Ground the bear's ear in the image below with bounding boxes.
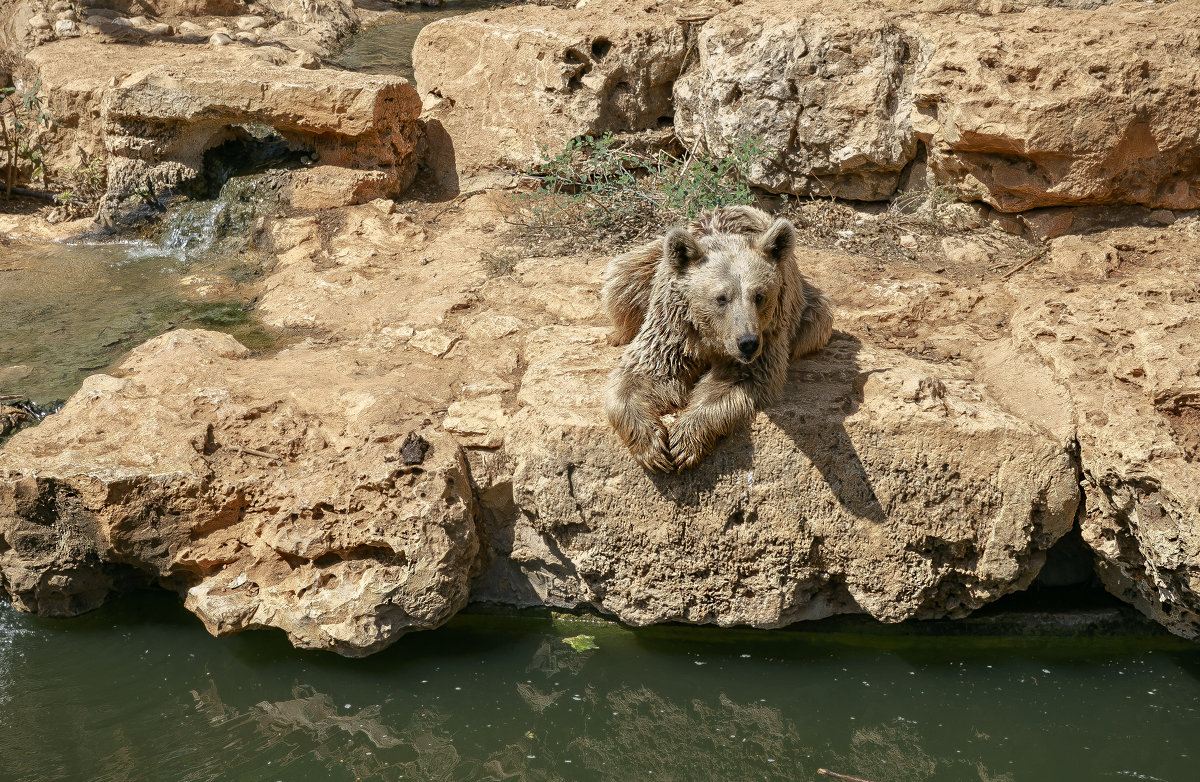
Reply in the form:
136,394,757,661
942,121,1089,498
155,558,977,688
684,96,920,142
757,218,796,264
663,228,704,273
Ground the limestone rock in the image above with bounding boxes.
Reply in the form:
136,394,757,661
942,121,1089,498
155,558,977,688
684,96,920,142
286,166,393,210
674,3,916,200
475,325,1079,626
99,60,422,222
0,331,479,656
1009,230,1200,639
413,0,685,179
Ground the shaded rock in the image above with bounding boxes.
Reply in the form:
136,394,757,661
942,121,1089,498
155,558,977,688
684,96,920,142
0,330,479,656
474,325,1079,626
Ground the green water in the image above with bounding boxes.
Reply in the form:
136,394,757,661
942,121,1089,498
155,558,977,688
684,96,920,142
1,592,1198,782
336,1,502,82
0,173,281,407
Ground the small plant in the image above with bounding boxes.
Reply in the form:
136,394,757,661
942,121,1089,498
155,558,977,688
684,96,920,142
887,182,986,231
52,157,107,218
518,132,770,245
0,78,53,198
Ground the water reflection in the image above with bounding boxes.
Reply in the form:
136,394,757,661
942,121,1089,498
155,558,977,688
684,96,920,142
1,595,1198,781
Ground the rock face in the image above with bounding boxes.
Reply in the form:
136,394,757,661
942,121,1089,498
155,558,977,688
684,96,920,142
0,331,478,657
417,0,1200,211
474,327,1078,626
100,63,422,221
1009,228,1200,639
414,0,686,183
674,4,916,201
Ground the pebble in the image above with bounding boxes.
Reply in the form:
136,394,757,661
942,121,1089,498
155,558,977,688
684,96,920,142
53,18,78,36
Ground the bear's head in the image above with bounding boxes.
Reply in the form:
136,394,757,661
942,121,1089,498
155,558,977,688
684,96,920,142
661,217,796,365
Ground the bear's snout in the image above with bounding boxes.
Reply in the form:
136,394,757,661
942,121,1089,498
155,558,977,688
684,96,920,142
737,334,760,361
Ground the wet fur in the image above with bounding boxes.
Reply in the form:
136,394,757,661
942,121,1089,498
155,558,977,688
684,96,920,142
602,206,833,472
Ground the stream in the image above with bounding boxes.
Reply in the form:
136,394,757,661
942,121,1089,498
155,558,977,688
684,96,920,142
0,171,280,408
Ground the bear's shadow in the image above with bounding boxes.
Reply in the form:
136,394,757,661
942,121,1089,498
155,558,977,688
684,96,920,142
648,332,886,524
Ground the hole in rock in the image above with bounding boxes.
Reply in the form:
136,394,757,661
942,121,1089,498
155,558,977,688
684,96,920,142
591,38,612,59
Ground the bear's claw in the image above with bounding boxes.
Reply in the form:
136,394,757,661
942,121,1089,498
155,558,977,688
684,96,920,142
667,424,707,472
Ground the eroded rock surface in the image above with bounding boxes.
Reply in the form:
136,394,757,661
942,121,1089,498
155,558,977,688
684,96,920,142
0,331,477,656
1009,228,1200,638
417,0,1200,211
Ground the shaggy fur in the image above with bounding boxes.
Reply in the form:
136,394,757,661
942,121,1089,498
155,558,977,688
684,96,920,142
601,205,833,471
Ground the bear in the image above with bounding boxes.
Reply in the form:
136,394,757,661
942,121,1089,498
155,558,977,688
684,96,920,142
601,205,833,472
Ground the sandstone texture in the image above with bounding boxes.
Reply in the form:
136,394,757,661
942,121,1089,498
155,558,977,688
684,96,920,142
414,0,686,184
416,0,1200,211
0,330,477,656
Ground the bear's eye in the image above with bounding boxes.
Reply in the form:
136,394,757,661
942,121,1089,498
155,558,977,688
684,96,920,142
754,292,765,306
716,295,728,306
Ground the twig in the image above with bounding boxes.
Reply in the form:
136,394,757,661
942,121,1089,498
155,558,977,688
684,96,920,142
818,770,878,782
233,444,282,460
0,394,26,402
1000,247,1048,280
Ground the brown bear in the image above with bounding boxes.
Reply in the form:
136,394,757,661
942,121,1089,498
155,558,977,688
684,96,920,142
601,205,833,472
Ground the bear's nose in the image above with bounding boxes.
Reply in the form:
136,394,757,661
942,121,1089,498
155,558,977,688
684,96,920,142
737,334,760,358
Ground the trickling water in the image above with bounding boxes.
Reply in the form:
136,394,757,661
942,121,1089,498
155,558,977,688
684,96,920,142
0,171,284,409
336,0,503,82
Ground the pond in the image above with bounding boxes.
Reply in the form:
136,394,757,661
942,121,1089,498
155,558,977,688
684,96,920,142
1,591,1197,782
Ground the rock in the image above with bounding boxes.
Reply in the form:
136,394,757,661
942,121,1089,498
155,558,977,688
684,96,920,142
237,15,267,30
410,328,460,358
674,3,916,200
53,19,78,36
473,325,1079,626
1149,209,1176,226
234,31,257,42
418,0,1200,210
146,23,173,36
899,233,917,250
177,21,206,36
209,31,233,45
98,61,422,223
29,14,51,31
0,331,479,656
1008,229,1200,640
286,166,393,210
413,0,685,178
443,395,508,448
940,236,990,267
51,0,72,10
57,11,78,22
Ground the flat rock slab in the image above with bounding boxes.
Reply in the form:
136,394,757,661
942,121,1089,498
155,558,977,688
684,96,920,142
0,331,477,657
477,324,1079,627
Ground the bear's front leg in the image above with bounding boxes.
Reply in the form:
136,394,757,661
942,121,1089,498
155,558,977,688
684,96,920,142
668,342,787,471
666,369,757,471
604,370,676,473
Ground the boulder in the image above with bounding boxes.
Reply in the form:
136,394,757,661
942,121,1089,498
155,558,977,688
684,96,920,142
99,61,423,222
0,331,479,656
413,0,685,180
674,3,917,200
473,325,1079,626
